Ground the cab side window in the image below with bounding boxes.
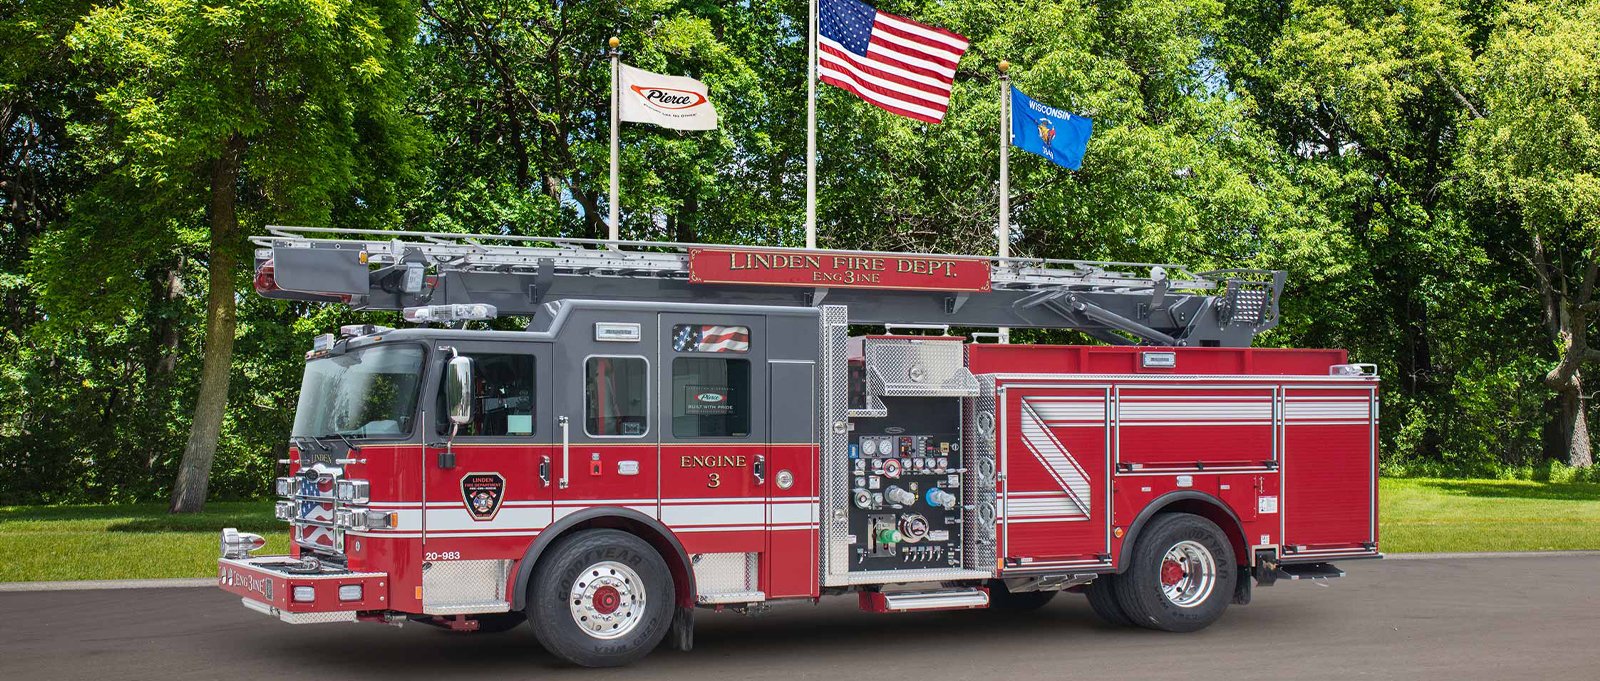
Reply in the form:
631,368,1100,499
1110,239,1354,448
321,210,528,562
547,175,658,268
436,353,535,436
586,357,648,437
671,357,751,438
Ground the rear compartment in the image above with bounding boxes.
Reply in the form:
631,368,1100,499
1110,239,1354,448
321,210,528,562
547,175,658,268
967,344,1380,572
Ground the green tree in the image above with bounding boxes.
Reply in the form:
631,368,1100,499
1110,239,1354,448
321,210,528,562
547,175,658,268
52,0,419,511
1460,0,1600,467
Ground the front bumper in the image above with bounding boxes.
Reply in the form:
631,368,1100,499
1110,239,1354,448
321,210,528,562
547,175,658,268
218,555,389,624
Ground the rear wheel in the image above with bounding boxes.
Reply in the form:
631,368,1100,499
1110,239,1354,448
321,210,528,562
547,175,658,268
1084,574,1132,626
1114,513,1235,632
527,529,674,667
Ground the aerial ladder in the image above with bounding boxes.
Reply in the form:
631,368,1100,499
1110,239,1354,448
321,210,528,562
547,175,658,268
252,226,1285,347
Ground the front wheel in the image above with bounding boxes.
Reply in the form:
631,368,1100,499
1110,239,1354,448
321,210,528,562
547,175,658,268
1114,513,1235,632
527,529,674,667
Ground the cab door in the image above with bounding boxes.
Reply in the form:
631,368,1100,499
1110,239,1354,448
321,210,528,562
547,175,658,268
419,340,552,613
422,341,553,545
658,313,768,593
549,311,660,523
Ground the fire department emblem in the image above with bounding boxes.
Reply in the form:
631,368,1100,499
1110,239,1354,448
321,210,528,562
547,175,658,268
460,472,506,521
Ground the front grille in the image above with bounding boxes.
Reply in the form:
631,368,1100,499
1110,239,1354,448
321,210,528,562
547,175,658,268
287,471,345,556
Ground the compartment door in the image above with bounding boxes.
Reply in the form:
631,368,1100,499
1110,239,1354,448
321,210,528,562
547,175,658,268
1000,386,1111,567
765,360,818,598
1281,386,1377,555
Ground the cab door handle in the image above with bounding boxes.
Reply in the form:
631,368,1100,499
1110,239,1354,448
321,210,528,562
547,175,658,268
540,456,551,487
753,454,766,485
558,416,570,489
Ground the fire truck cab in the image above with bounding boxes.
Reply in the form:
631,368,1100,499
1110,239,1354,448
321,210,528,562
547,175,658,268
219,228,1379,667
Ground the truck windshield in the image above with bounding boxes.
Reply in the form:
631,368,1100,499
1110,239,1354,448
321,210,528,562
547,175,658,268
291,344,424,439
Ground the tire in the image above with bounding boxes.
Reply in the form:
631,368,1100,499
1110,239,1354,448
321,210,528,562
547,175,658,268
1084,574,1133,626
526,529,674,667
986,582,1057,611
1113,513,1236,632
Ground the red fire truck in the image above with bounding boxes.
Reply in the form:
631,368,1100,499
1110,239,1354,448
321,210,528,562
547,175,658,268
218,227,1379,667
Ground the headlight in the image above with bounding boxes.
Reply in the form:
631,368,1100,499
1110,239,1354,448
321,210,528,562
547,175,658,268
292,585,316,602
219,527,266,559
274,501,295,521
338,584,363,601
333,508,355,529
274,477,294,497
334,479,370,504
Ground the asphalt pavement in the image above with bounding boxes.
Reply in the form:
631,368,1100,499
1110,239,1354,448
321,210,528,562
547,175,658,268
3,554,1596,681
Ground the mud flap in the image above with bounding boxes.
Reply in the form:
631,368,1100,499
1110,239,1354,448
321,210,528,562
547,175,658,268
1232,568,1252,605
666,606,694,652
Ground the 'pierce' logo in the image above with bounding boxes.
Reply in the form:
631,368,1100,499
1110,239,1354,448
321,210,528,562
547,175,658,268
631,85,707,110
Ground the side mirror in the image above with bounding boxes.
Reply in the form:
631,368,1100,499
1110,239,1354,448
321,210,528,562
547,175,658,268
446,355,474,426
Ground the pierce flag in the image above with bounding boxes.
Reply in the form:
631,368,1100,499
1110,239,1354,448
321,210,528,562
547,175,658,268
1010,86,1092,170
618,63,719,131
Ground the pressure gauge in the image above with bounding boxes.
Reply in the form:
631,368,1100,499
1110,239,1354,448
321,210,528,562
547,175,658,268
882,458,902,479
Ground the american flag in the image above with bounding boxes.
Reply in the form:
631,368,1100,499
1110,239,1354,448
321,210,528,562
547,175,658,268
296,474,338,550
673,324,750,353
818,0,969,124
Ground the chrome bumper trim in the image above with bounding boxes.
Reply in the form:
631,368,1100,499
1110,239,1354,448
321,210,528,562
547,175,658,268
239,597,358,624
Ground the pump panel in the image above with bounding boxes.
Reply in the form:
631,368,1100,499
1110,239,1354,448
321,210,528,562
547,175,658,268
846,397,965,572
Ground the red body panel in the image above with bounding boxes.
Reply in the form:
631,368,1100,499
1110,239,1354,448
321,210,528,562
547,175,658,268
254,342,1372,621
970,344,1377,572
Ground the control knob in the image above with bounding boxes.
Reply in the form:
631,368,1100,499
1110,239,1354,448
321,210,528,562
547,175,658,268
884,485,917,507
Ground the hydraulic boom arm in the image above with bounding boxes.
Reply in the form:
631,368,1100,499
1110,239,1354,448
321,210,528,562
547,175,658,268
252,226,1284,347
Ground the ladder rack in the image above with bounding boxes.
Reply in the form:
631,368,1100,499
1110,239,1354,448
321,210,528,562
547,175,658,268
252,225,1284,347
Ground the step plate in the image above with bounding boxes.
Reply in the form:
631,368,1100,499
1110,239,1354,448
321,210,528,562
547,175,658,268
860,589,990,613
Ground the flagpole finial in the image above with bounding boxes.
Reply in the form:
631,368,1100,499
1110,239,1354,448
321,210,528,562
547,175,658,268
609,36,619,49
998,59,1010,74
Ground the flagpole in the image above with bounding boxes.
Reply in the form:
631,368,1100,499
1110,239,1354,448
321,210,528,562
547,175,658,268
997,60,1012,343
805,0,818,249
608,37,621,244
998,59,1010,260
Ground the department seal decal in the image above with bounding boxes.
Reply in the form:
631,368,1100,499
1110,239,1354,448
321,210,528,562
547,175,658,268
460,472,506,521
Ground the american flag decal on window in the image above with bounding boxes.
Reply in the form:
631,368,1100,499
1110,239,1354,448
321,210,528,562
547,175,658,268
672,324,750,353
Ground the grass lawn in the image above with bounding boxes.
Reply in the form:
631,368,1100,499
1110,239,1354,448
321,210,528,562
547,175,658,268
0,501,285,582
1378,477,1600,552
2,478,1598,582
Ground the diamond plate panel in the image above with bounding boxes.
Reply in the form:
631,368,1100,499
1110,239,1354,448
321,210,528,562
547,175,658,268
692,552,759,598
422,559,511,614
278,609,358,624
963,376,999,572
818,305,853,586
863,338,979,397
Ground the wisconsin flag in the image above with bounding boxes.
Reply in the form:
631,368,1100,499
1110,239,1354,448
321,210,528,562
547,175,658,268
619,63,719,131
1010,86,1093,170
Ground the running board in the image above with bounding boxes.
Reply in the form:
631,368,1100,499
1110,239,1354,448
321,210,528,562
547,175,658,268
859,588,990,613
1275,562,1345,581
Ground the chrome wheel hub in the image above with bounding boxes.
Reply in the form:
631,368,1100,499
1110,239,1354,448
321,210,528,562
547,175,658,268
568,560,645,639
1159,540,1217,608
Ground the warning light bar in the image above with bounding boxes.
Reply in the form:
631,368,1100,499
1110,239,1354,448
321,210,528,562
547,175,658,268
403,304,497,323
